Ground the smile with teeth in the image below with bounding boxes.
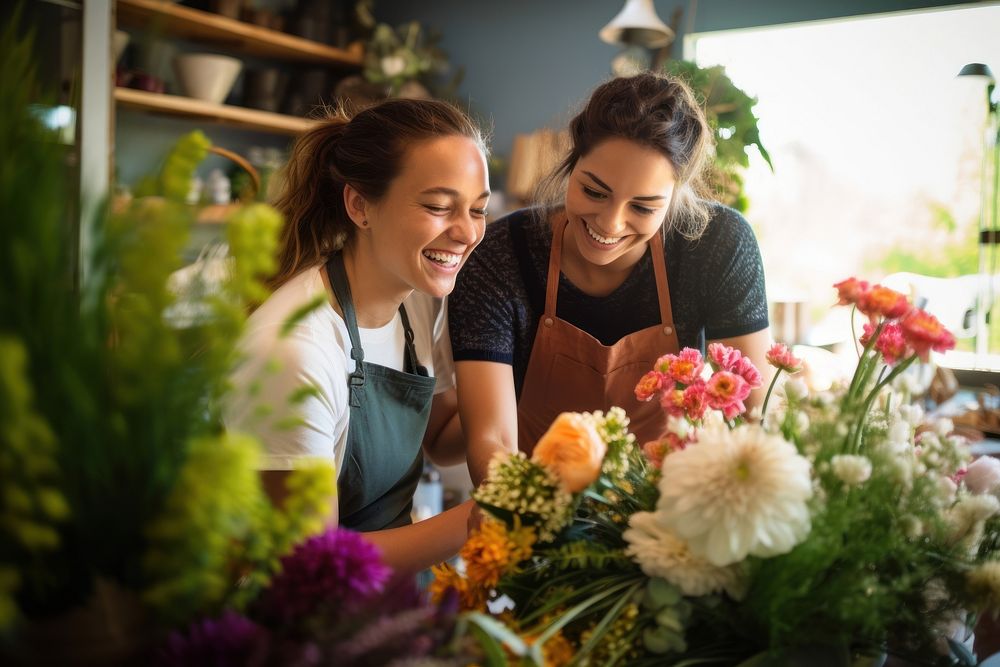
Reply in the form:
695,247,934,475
422,249,462,267
585,222,623,245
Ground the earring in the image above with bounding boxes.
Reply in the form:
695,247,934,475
361,220,368,227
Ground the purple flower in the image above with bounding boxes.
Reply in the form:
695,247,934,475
160,611,267,667
259,528,392,624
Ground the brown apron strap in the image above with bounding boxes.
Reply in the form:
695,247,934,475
543,219,568,317
648,230,674,326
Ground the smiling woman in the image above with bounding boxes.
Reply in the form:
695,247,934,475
224,98,489,575
449,72,772,485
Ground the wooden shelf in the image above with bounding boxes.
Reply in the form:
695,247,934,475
115,87,316,135
116,0,364,67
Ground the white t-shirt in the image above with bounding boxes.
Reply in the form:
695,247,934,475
224,266,454,475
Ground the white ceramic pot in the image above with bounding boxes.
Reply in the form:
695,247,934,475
173,53,242,104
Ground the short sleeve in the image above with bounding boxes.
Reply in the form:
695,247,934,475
701,208,770,340
225,330,349,473
449,221,519,365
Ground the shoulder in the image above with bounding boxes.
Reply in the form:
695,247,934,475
670,202,759,259
699,202,756,244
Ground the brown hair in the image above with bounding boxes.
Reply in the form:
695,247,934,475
536,71,714,240
268,98,487,291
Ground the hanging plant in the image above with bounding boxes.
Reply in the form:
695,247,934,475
662,59,773,212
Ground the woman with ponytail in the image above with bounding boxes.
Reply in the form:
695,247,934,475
226,98,490,574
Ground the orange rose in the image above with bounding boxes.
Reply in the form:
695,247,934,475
531,412,607,492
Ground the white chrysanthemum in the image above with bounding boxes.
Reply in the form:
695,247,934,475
934,418,955,438
965,456,1000,497
781,378,808,401
831,455,872,487
656,424,813,566
898,403,924,427
623,511,746,598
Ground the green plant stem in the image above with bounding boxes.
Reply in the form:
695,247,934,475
847,320,884,401
849,355,917,454
760,368,784,420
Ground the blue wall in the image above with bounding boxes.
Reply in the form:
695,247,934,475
377,0,978,160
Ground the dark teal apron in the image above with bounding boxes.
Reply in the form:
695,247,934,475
326,253,436,531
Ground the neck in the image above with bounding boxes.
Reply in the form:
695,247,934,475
328,238,411,328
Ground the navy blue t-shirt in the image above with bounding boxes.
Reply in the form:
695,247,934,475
448,203,769,396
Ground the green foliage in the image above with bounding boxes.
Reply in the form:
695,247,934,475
0,21,335,635
867,203,979,278
662,59,772,212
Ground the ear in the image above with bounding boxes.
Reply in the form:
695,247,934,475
342,183,369,230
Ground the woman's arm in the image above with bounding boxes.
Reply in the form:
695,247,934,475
261,469,474,575
421,388,465,467
455,360,520,486
709,327,773,412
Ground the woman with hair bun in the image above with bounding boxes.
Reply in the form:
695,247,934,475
449,72,772,484
226,98,490,573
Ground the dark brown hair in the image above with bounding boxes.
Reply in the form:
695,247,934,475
536,71,714,240
268,98,487,290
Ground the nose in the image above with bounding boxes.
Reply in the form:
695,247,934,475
450,211,482,246
597,203,629,235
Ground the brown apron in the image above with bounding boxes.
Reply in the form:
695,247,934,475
517,219,680,453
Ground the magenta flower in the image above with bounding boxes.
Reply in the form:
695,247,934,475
733,355,763,388
707,343,741,372
766,343,803,373
833,277,870,306
665,348,705,385
860,322,910,366
160,611,267,667
683,382,709,421
259,528,392,625
659,387,687,419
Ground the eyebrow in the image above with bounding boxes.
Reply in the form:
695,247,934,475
420,187,491,200
582,171,667,202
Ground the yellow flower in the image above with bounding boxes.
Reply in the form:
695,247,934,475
429,562,486,611
461,518,536,589
532,412,607,492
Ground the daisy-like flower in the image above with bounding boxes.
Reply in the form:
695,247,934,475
766,343,803,374
635,370,666,402
704,371,750,420
833,277,870,306
623,512,746,598
830,454,872,486
900,308,956,362
655,424,813,566
857,284,911,321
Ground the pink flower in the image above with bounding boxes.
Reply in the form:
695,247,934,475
635,371,667,402
857,284,911,322
641,433,689,468
733,355,763,388
682,381,709,421
965,456,1000,496
860,322,911,366
707,342,741,372
666,348,704,385
766,343,803,373
833,277,870,306
900,308,956,362
659,388,687,418
704,371,751,420
653,353,676,374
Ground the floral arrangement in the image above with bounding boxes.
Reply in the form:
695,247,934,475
433,277,1000,665
362,21,460,98
162,527,486,666
0,20,332,659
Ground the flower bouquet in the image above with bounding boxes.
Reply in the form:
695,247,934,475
434,278,1000,665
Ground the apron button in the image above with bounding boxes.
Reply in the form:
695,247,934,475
544,317,554,327
663,326,673,335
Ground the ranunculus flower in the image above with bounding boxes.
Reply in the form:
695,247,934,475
765,343,802,373
532,412,607,492
635,371,666,402
704,371,751,420
857,284,911,321
733,355,763,388
682,382,709,421
833,277,870,306
653,353,676,374
667,348,704,385
707,343,740,372
860,322,911,365
900,308,956,362
641,432,689,468
659,387,687,418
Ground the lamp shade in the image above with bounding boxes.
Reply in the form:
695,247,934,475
958,62,995,82
600,0,674,49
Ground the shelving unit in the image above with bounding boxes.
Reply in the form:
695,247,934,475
116,0,363,67
115,87,317,135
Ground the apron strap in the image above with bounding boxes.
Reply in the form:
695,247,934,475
325,253,366,407
397,304,427,376
544,218,675,327
543,219,568,318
